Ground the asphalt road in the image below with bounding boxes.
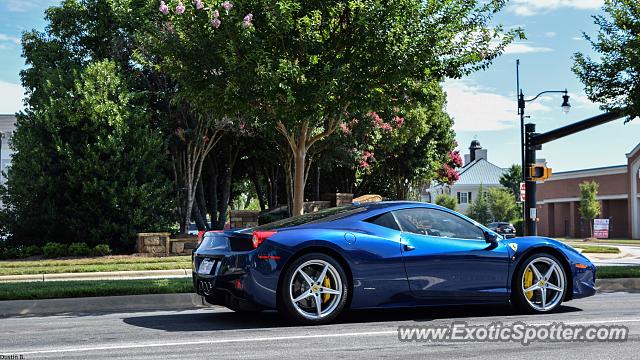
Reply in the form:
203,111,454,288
1,293,639,359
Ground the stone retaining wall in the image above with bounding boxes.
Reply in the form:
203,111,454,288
136,233,171,256
230,210,260,229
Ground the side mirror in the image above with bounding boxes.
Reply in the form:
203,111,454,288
484,231,499,244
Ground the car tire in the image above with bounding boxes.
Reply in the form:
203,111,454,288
512,252,567,314
278,252,350,325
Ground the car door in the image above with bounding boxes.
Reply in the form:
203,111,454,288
394,207,510,300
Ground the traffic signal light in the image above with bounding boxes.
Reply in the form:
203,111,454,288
529,164,552,181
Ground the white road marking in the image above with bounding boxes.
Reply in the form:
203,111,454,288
15,318,640,355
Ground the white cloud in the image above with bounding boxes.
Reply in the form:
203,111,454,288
510,0,603,16
503,43,553,55
0,81,24,114
0,34,20,45
444,79,550,132
545,32,557,38
572,36,584,41
3,0,54,12
0,33,20,51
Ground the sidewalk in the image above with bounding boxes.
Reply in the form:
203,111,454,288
0,269,191,283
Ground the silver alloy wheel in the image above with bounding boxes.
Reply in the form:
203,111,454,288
289,259,343,320
521,256,565,312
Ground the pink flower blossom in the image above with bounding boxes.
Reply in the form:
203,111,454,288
175,2,185,14
362,151,373,159
222,1,233,13
211,17,221,28
367,111,383,127
449,150,463,168
213,9,220,18
393,116,404,128
380,122,392,132
239,121,246,130
340,122,350,135
242,13,253,28
194,0,204,10
159,1,169,14
359,160,370,169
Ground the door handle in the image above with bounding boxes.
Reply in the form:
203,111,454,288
403,244,415,251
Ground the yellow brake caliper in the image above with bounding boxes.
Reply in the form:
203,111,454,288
322,276,331,303
524,267,534,300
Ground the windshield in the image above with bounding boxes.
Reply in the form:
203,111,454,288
247,205,367,231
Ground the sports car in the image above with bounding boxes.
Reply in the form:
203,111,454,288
192,201,596,324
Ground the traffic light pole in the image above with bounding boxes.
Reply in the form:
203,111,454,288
524,123,538,236
522,110,625,236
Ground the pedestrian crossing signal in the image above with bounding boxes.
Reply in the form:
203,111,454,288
529,164,552,181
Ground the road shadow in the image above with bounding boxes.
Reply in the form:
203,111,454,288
123,304,582,332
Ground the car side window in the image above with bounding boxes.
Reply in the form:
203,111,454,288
393,208,485,240
365,212,401,231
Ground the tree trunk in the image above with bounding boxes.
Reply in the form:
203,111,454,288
292,147,306,216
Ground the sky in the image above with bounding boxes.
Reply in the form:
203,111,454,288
0,0,638,172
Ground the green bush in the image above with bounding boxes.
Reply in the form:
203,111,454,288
513,218,524,237
24,245,42,257
90,244,112,257
1,246,24,259
42,242,69,258
68,242,91,257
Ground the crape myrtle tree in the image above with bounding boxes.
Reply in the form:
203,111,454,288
573,0,640,121
151,0,521,215
330,81,462,200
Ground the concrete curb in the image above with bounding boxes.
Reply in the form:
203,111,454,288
596,278,640,293
0,269,191,283
0,293,206,318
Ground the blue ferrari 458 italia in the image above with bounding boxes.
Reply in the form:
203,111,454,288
193,201,596,324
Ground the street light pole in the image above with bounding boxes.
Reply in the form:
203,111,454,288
516,60,571,236
0,131,4,185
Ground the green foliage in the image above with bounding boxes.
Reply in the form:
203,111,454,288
24,245,42,257
1,59,174,252
512,218,524,237
68,243,91,257
573,0,640,120
579,181,601,237
488,188,519,222
467,185,491,224
435,193,458,211
43,242,69,259
91,244,113,257
499,165,523,200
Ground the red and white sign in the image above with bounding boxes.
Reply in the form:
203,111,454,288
520,182,526,202
594,219,610,239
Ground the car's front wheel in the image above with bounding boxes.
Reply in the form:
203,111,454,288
279,253,349,325
513,253,567,313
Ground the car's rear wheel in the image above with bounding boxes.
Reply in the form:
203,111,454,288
513,253,566,313
279,253,349,325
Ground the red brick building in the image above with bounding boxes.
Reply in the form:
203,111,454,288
536,143,640,239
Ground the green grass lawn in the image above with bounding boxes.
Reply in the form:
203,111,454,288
597,266,640,279
0,256,191,276
573,245,621,254
559,238,640,246
0,278,193,301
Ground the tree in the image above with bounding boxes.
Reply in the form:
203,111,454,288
573,0,640,120
579,181,601,238
488,188,518,222
435,194,458,212
152,0,522,215
467,184,491,224
0,60,174,251
499,164,522,200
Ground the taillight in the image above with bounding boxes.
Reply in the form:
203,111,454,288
252,230,277,248
197,230,206,246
